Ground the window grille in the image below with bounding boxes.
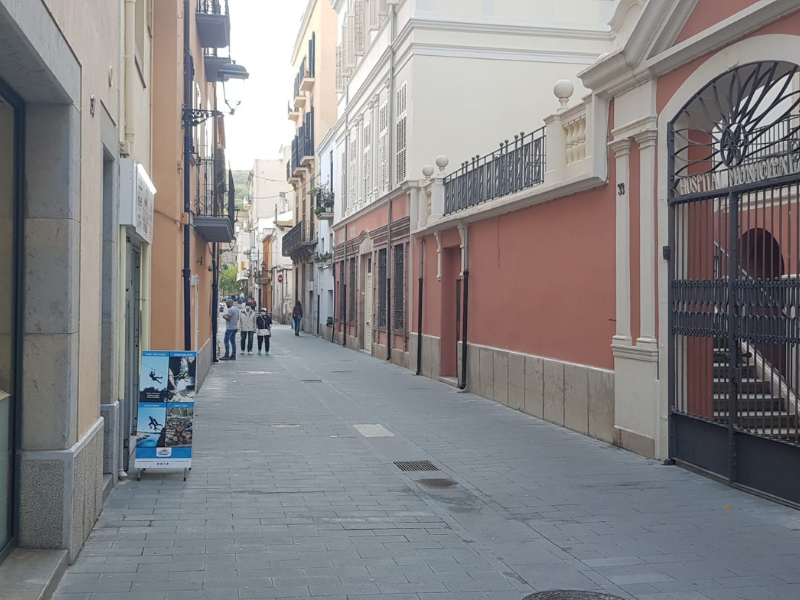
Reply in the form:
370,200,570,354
393,244,405,329
377,248,387,327
348,258,356,322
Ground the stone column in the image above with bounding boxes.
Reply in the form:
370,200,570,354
635,130,658,347
610,138,632,346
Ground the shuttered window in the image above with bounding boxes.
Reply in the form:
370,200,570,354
396,83,407,185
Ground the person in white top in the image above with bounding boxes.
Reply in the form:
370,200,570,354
238,301,257,355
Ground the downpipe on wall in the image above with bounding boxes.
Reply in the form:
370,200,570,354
459,270,469,390
416,239,424,375
181,0,192,351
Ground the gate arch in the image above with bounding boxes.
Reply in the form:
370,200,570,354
667,60,800,504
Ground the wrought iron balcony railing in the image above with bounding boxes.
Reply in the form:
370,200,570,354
194,155,229,218
290,108,315,174
197,0,229,16
444,127,546,215
282,221,316,258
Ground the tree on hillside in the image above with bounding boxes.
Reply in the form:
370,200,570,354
219,264,240,296
232,170,250,210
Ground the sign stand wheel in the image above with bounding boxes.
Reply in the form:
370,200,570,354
137,468,145,481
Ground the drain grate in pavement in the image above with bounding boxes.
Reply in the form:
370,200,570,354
394,460,439,472
418,478,457,489
523,592,627,600
302,379,323,383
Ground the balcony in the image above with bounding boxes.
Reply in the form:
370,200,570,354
312,183,334,222
204,48,231,82
282,221,317,260
288,102,301,124
196,0,230,49
193,150,235,243
290,108,315,178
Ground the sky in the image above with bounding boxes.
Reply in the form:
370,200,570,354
224,0,308,170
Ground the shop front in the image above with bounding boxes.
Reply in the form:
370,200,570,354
0,79,21,562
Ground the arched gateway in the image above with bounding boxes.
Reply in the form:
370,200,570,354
669,60,800,503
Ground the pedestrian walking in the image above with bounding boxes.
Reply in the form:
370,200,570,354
239,301,257,355
256,308,272,355
292,301,303,336
220,299,239,361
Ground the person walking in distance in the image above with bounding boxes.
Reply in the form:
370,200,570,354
239,301,257,355
220,299,239,361
256,308,272,355
292,301,303,336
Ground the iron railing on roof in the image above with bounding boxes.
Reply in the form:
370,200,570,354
197,0,229,16
444,127,546,215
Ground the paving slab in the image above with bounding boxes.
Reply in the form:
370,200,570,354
52,325,800,599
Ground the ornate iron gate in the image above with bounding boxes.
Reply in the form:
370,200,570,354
669,61,800,504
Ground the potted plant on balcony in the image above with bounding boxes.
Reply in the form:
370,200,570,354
311,185,335,218
314,252,332,268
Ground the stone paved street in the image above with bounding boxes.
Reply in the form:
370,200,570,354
53,326,800,600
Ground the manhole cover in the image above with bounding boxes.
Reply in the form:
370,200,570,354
523,592,626,600
394,460,440,472
419,478,458,489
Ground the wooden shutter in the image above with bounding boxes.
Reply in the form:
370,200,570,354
395,84,407,185
378,102,389,193
346,15,356,69
335,45,343,93
354,0,366,56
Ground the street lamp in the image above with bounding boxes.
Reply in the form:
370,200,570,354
218,62,250,115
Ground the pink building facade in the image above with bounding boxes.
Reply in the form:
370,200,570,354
334,0,800,506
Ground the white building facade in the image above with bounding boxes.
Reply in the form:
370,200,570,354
326,0,618,359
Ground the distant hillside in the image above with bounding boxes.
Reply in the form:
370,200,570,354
232,170,249,209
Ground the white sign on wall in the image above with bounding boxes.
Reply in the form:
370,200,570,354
120,158,156,244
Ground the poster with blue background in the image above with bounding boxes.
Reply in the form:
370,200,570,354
135,351,196,469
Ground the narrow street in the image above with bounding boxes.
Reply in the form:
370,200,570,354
54,327,800,600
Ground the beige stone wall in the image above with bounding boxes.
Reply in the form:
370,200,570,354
43,0,122,441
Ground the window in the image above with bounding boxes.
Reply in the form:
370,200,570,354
377,248,387,327
362,116,372,203
393,244,405,329
378,102,389,193
348,258,356,322
335,46,344,93
346,14,356,70
349,129,358,208
396,83,407,185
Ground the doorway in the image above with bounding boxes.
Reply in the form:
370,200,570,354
0,81,21,562
123,244,142,473
364,256,373,353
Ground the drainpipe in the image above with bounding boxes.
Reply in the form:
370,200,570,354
123,0,136,154
181,0,193,351
459,226,469,390
386,198,392,362
342,225,348,347
384,3,398,363
416,239,423,375
211,242,219,362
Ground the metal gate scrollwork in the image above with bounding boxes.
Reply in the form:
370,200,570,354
669,61,800,504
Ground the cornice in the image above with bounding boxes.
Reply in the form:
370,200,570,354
407,16,613,41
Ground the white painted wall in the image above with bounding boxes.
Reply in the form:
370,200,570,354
329,0,615,225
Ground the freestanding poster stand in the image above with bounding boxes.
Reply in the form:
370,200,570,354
135,351,197,481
